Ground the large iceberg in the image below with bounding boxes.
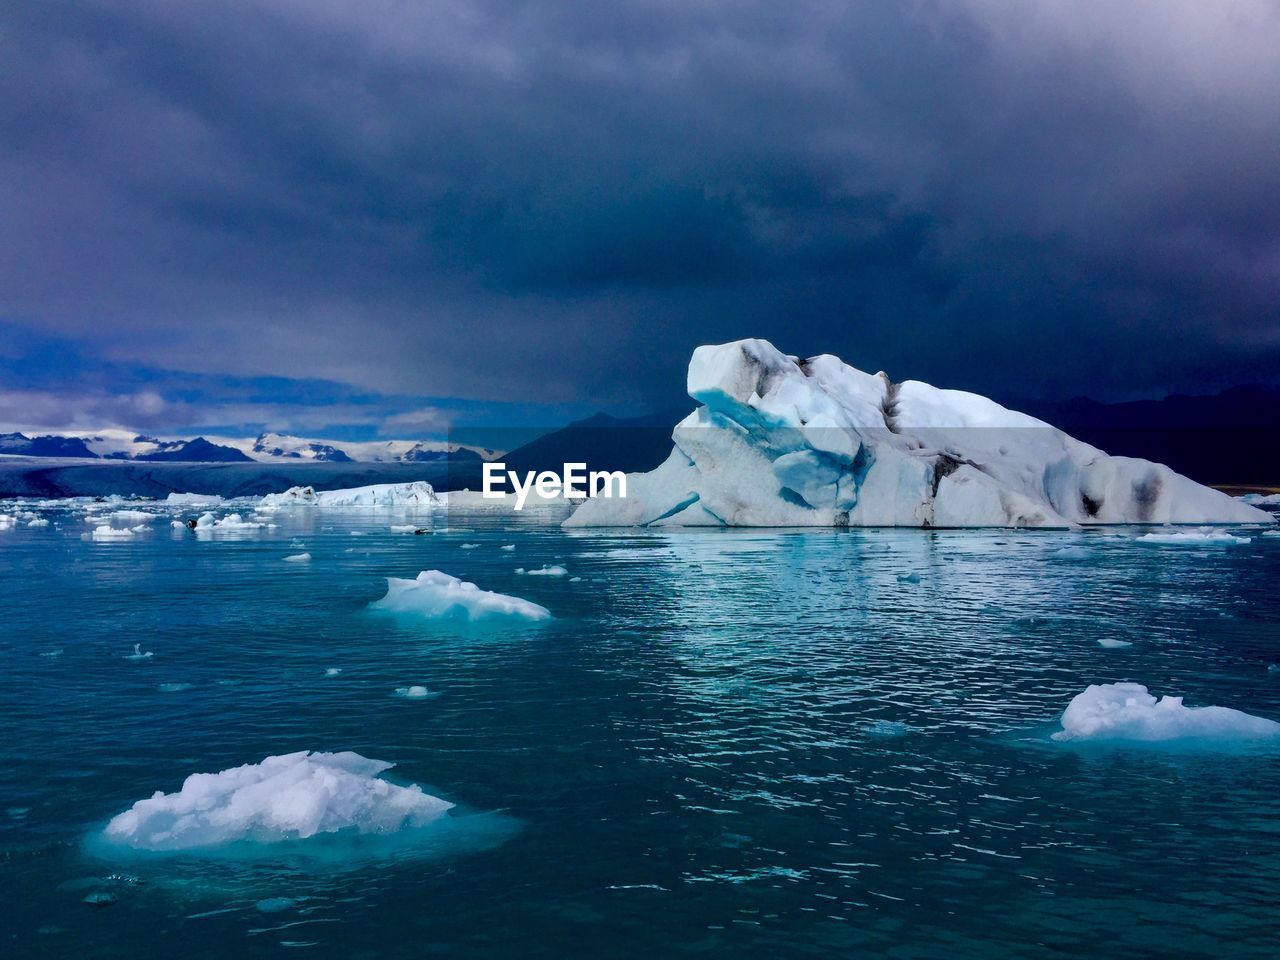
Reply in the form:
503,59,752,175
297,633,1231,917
1052,683,1280,743
260,481,439,509
101,751,453,851
370,570,552,622
566,339,1271,528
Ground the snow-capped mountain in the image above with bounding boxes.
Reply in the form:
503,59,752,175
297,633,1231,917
0,428,501,463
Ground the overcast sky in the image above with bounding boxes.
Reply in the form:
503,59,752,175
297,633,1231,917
3,0,1279,437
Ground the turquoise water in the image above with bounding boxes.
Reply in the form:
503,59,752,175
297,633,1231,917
2,499,1279,958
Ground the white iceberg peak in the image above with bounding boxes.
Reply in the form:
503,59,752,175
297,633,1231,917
566,338,1270,529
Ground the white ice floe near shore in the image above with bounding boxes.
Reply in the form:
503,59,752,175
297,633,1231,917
260,481,439,509
1052,683,1280,743
370,570,551,622
566,338,1272,529
283,552,312,563
1240,493,1280,506
90,524,136,540
1136,529,1251,546
165,492,224,506
101,751,454,851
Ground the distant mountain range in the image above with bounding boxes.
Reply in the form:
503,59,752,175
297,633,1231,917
0,430,501,464
3,385,1276,487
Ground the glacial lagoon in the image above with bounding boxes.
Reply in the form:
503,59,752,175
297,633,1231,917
2,496,1279,958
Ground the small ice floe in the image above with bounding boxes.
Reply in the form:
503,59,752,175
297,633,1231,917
82,891,117,908
1052,682,1280,743
324,667,342,677
194,512,270,533
27,517,50,528
1097,638,1132,649
460,543,480,549
165,492,223,506
90,525,135,541
0,514,16,530
350,530,366,537
896,572,921,584
569,576,582,582
1263,530,1280,538
1268,664,1280,675
522,565,568,577
283,552,312,563
394,685,431,699
156,682,194,693
110,510,156,523
1052,545,1090,560
1136,528,1251,546
390,524,417,533
370,570,551,622
500,544,515,551
1239,492,1280,506
124,643,153,661
99,751,453,851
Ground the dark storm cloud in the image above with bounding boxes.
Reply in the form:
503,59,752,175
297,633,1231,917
2,0,1279,413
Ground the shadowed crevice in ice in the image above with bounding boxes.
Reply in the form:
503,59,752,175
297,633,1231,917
369,570,551,622
1052,683,1280,745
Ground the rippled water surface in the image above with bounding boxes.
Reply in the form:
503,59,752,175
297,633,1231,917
2,499,1279,958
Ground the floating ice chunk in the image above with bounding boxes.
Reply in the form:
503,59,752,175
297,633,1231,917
90,525,135,540
260,482,439,509
0,514,16,530
500,544,515,551
1263,530,1280,538
1052,682,1280,742
1239,492,1280,506
124,643,153,661
394,686,430,699
522,565,568,577
1097,638,1132,649
390,524,417,533
283,552,312,563
460,543,479,549
1136,528,1251,546
1053,546,1090,559
324,668,342,677
27,517,49,527
165,492,224,506
370,570,551,622
194,512,269,533
896,572,921,584
101,750,454,851
110,510,156,523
